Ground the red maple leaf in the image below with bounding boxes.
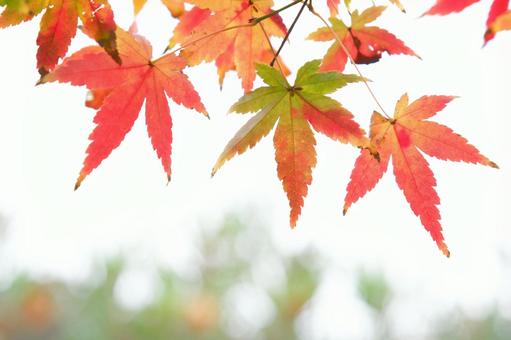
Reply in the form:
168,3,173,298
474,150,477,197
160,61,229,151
42,29,207,188
344,94,497,256
424,0,510,43
307,6,418,72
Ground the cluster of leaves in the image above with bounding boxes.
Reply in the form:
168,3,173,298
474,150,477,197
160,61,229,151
0,0,507,256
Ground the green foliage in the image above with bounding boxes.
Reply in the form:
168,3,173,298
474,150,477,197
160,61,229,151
0,216,320,340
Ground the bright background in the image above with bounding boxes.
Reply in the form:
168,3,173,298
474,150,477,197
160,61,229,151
0,0,510,338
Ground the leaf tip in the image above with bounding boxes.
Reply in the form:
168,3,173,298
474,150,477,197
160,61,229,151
37,72,55,86
488,161,499,169
439,243,450,258
38,68,49,79
74,179,82,191
74,172,88,191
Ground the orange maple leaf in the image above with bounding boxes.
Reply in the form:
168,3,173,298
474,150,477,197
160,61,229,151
344,94,498,257
0,0,120,76
168,0,288,92
42,29,207,188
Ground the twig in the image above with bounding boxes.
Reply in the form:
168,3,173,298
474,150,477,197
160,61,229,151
250,0,304,24
258,22,290,86
270,0,309,66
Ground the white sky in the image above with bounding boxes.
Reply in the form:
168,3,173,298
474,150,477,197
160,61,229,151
0,0,510,338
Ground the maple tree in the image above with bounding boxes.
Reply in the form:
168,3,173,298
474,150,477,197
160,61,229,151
0,0,507,256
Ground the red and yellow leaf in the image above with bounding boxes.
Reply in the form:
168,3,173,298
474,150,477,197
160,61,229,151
307,6,417,72
36,0,78,75
344,94,497,256
1,0,119,75
169,0,288,92
42,29,207,188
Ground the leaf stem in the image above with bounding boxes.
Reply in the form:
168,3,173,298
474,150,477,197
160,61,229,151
270,0,309,66
308,6,391,119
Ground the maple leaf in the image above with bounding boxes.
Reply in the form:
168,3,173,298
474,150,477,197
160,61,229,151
424,0,510,44
343,94,498,257
0,0,120,76
133,0,184,18
213,60,370,227
168,0,288,92
42,29,207,188
307,6,418,72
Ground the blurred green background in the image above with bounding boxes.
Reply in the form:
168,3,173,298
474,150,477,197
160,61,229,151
0,214,509,340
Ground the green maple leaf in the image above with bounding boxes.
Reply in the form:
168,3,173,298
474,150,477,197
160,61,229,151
213,60,371,226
